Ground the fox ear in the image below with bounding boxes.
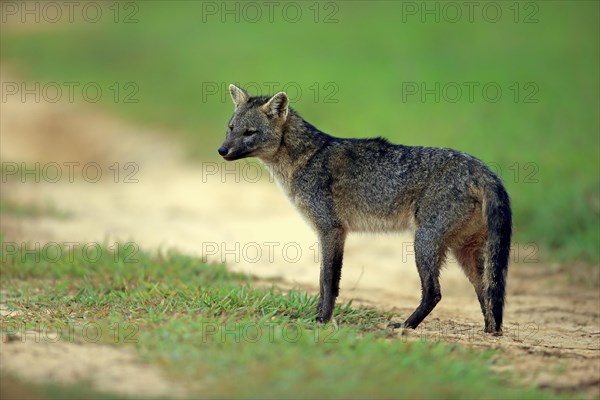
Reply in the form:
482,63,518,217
262,92,289,120
229,84,249,108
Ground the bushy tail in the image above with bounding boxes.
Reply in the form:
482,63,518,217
483,180,512,333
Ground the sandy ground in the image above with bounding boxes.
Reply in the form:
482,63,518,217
1,68,599,398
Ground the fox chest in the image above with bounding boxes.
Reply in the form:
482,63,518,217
263,165,318,223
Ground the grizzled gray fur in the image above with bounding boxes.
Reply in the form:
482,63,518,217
219,85,512,335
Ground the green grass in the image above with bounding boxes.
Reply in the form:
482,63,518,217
0,197,71,219
0,163,72,218
1,375,125,400
0,241,563,399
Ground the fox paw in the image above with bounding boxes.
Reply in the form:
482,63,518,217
315,312,333,324
388,321,418,332
387,322,411,337
484,327,503,336
387,322,406,329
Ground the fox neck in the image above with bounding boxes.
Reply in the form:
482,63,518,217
259,112,329,192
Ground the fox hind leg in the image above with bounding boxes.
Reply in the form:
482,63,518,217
389,226,445,329
453,238,495,333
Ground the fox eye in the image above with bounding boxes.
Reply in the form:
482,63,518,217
244,128,258,137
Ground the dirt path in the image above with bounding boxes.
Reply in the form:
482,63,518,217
1,69,599,398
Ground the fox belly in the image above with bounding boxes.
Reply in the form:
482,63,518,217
336,202,417,233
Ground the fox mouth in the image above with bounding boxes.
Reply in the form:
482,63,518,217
222,151,252,161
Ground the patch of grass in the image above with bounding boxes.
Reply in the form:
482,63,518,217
1,374,125,400
0,162,70,219
1,241,566,399
2,2,598,263
0,197,71,219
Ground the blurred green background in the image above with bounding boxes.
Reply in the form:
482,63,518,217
1,1,598,263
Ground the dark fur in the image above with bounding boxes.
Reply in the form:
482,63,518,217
219,85,512,334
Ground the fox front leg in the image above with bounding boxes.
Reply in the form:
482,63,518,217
316,227,346,323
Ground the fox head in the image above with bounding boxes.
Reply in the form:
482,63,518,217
218,84,289,161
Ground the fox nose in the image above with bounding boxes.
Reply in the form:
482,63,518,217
218,146,229,156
